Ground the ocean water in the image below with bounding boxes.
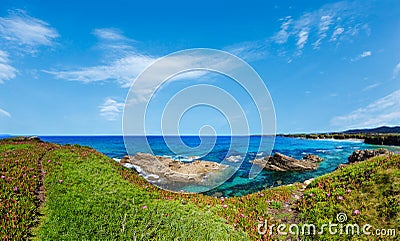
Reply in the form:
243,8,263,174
37,135,397,197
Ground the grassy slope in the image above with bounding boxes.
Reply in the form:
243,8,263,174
1,138,399,240
1,140,247,240
297,155,400,240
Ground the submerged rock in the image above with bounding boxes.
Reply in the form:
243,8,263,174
251,152,324,172
120,153,228,184
348,148,393,163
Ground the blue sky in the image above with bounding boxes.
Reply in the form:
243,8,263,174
0,0,399,135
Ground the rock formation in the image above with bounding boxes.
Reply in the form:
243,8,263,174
348,148,393,163
120,153,228,184
251,153,324,172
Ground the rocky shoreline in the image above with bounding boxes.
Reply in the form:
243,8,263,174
119,153,229,185
119,148,394,182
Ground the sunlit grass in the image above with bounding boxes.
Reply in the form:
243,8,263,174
2,138,399,240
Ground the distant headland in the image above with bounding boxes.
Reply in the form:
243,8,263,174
279,126,400,146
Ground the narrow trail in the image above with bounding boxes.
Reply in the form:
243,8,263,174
35,146,57,208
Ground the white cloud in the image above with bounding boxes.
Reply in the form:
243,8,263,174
0,108,11,118
393,62,400,79
314,15,333,49
362,82,380,91
224,40,269,61
273,16,292,44
296,29,309,50
351,50,372,62
330,27,345,41
331,89,400,128
0,50,17,83
271,1,368,55
44,54,155,88
93,28,128,41
0,9,59,52
99,98,124,121
0,9,58,83
360,51,372,58
45,27,156,88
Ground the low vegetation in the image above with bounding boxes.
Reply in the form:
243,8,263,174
297,154,400,240
1,137,399,240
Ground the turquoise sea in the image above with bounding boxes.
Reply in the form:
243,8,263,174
37,135,399,197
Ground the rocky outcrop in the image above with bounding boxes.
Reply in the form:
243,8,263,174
302,154,323,163
251,153,324,172
348,148,393,163
120,153,228,184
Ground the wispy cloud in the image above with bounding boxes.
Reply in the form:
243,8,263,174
362,82,380,91
99,98,124,121
45,54,155,88
330,27,345,41
351,50,372,62
92,28,137,55
272,16,292,44
296,29,309,51
0,108,11,118
0,9,59,53
93,28,129,41
271,1,369,56
224,40,269,62
331,89,400,128
0,9,58,83
313,15,333,49
393,62,400,79
45,27,157,88
0,50,17,83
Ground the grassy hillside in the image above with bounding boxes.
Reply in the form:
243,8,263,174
1,138,399,240
0,138,247,240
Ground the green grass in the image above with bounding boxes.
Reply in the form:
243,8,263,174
269,201,283,210
296,154,400,240
2,138,399,240
0,140,49,240
32,145,248,240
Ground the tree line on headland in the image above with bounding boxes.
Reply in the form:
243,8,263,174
279,126,400,146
